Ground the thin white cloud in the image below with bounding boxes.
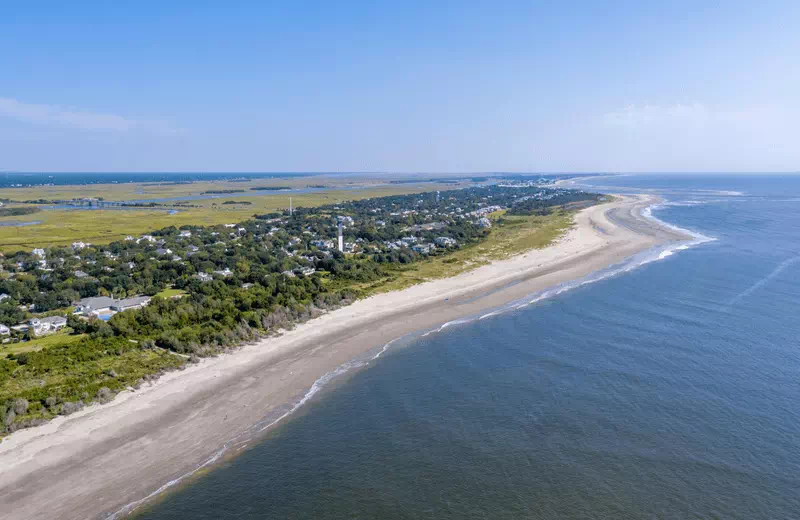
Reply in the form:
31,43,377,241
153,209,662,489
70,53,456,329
595,102,798,172
603,103,713,129
0,97,181,135
601,102,786,131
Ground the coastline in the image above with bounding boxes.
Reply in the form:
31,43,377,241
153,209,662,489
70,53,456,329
0,194,694,520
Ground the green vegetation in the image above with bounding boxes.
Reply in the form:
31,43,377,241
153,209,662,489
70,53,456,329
0,337,184,431
0,183,468,251
154,288,187,299
1,330,85,358
0,206,40,218
361,210,573,294
0,184,600,434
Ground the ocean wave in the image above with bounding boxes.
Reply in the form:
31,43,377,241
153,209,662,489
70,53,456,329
640,203,716,245
418,200,717,338
372,338,399,360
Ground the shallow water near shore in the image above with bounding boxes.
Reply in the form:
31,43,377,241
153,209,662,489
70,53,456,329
134,175,800,520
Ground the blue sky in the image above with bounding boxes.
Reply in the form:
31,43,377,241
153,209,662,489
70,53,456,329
1,1,798,173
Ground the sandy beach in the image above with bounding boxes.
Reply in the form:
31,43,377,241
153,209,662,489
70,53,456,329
0,194,692,520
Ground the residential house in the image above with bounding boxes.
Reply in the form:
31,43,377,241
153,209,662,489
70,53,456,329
434,236,457,248
412,243,435,254
111,296,151,312
76,296,115,315
29,316,67,336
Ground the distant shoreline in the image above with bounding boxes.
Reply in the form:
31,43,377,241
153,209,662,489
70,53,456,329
0,194,692,520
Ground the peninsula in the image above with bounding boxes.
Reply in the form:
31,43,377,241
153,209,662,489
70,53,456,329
0,192,691,519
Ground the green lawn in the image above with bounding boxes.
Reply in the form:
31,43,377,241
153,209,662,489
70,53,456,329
1,329,86,358
154,288,187,299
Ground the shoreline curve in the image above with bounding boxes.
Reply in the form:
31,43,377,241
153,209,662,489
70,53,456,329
0,194,696,520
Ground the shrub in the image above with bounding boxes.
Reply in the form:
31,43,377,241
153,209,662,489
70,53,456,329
12,398,29,415
61,401,83,415
96,387,113,403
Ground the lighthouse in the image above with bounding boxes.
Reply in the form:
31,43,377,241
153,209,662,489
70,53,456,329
337,220,344,252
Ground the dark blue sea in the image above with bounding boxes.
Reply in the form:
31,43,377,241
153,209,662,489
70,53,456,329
134,175,800,520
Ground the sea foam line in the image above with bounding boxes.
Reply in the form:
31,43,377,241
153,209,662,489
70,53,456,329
419,200,716,337
727,255,800,307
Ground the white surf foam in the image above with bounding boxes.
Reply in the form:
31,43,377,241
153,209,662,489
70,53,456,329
419,199,717,336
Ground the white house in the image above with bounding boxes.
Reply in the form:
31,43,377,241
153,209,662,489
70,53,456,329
72,241,87,250
0,324,10,335
29,316,67,336
32,248,46,258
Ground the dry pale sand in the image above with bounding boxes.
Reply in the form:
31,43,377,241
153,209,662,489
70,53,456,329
0,195,691,520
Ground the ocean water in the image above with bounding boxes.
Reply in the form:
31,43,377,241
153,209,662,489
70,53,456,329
133,175,800,520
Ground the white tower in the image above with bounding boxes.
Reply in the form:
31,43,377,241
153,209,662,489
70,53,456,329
289,197,293,216
337,220,344,252
436,191,440,203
